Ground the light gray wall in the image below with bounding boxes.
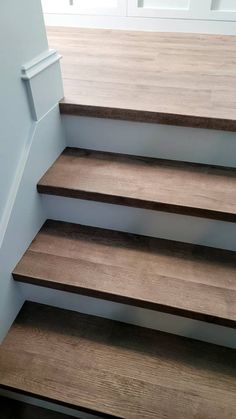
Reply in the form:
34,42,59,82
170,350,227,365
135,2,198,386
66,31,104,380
0,1,48,234
0,1,65,342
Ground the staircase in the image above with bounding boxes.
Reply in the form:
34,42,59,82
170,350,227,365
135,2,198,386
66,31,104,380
1,27,236,419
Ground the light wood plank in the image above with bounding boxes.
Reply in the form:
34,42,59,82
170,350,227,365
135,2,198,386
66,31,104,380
47,27,236,130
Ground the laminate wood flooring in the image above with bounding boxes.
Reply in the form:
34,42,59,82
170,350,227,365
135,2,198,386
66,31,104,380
47,27,236,130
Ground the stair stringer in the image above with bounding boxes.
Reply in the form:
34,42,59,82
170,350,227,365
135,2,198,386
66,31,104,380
0,106,66,343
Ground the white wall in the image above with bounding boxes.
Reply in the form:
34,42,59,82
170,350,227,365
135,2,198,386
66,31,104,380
0,0,65,342
0,1,48,231
43,0,236,34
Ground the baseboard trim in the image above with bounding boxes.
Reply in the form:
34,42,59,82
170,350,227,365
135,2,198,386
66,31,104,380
44,14,236,35
0,123,37,250
0,106,66,343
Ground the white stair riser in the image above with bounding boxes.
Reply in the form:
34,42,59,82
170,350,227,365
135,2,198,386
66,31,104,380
42,195,236,251
19,283,236,349
63,115,236,167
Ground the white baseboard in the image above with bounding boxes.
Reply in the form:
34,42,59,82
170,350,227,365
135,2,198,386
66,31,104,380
44,13,236,35
63,115,236,167
19,283,236,349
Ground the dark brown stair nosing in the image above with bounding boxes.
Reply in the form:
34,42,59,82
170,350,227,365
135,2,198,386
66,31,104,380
59,102,236,132
13,220,236,329
13,270,236,329
37,184,236,223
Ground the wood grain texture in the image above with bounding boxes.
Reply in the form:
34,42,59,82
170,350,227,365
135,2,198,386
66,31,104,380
0,302,236,418
0,396,74,419
47,27,236,131
38,148,236,222
13,220,236,327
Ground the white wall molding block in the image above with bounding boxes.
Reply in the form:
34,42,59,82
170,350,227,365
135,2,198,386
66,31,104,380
44,13,236,34
21,49,62,80
21,49,63,120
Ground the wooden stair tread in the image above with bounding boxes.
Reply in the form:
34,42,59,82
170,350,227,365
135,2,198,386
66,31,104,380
13,220,236,327
0,302,236,419
38,148,236,222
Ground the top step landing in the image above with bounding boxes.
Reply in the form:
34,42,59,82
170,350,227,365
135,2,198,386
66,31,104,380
47,27,236,131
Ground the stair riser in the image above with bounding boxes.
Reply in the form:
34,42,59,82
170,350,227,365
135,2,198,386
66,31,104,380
62,115,236,168
42,195,236,251
19,283,236,349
